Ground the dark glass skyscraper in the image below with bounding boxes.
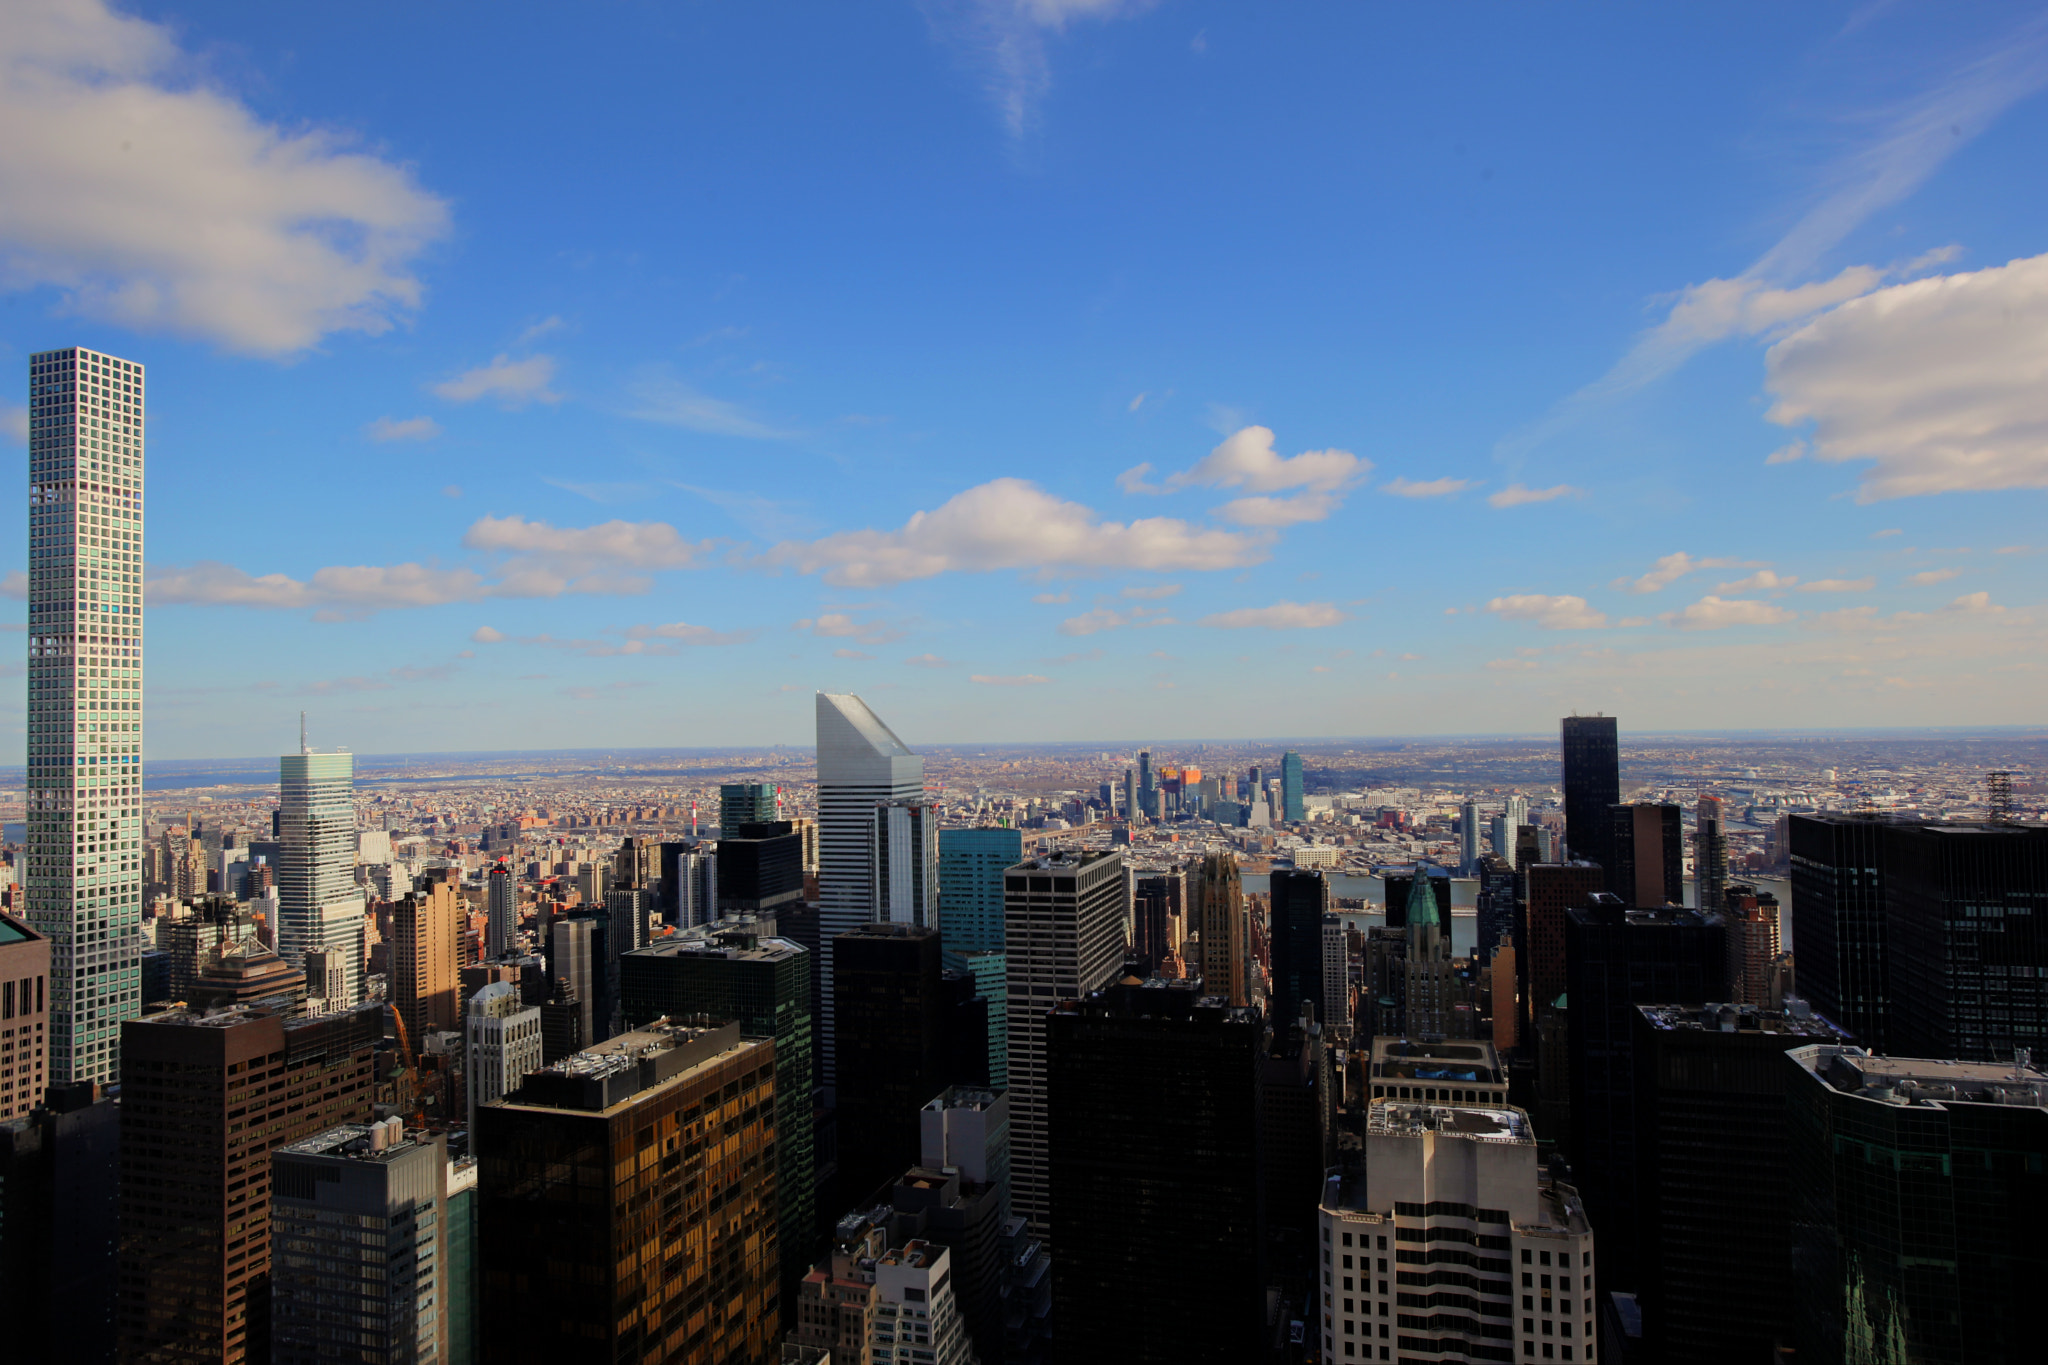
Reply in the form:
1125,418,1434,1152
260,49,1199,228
1788,814,1891,1050
1268,868,1330,1028
1280,750,1305,823
1882,820,2048,1062
1048,979,1265,1365
833,922,949,1203
1563,897,1725,1290
1560,715,1620,866
1633,1003,1851,1365
1788,1045,2048,1365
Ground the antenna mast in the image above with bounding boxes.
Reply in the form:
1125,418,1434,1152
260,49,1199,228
300,711,309,755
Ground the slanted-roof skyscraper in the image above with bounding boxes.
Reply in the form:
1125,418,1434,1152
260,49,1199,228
816,692,924,1089
23,345,147,1084
1561,715,1620,866
278,739,364,1007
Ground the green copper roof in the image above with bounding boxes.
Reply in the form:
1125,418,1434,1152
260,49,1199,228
1406,870,1441,928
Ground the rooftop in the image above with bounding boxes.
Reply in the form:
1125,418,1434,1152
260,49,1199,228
1800,1046,2048,1108
1639,1001,1850,1040
626,924,805,965
1370,1036,1504,1082
1366,1100,1532,1143
0,914,42,946
279,1120,434,1165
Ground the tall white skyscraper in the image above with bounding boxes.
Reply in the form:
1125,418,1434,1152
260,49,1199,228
23,345,147,1084
815,692,924,1088
278,742,366,1007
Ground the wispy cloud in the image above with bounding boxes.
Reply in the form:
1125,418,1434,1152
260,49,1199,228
1613,552,1757,594
1499,12,2048,457
1663,596,1798,630
1058,604,1174,636
794,613,904,645
1382,476,1477,499
1485,594,1608,630
365,415,441,443
970,672,1050,687
1489,483,1580,509
1197,601,1347,630
904,653,955,668
622,370,791,439
919,0,1163,140
434,354,560,407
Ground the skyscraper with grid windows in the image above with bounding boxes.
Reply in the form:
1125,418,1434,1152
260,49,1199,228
22,345,147,1085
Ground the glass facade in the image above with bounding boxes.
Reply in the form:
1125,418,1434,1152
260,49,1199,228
23,346,146,1086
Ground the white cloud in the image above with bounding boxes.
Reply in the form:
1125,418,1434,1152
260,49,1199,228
1716,570,1797,593
904,653,955,668
1614,552,1755,594
1214,490,1343,526
471,625,506,643
624,620,753,646
1197,601,1347,630
1945,590,2005,615
434,354,560,407
1488,483,1580,509
1058,605,1173,636
1799,578,1876,593
147,560,489,617
970,673,1051,686
1169,426,1367,494
1486,595,1608,630
920,0,1162,139
794,613,903,645
3,403,26,443
1116,462,1165,494
1,569,27,600
1765,251,2048,501
1121,583,1181,599
1907,568,1962,585
1766,440,1807,465
1382,476,1477,498
146,514,711,617
767,477,1267,587
442,485,463,499
834,647,871,659
1498,11,2048,457
0,0,450,354
1032,591,1071,604
1485,657,1540,672
462,514,713,576
365,415,441,443
1663,596,1797,630
622,370,790,439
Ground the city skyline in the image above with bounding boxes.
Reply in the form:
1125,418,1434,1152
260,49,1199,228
2,2,2046,759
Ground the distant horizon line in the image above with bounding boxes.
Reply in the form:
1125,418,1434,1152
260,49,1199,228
4,723,2043,780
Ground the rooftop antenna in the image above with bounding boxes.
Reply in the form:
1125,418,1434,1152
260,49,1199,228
300,711,309,755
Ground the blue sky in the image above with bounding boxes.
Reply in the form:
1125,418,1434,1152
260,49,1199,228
4,0,2047,758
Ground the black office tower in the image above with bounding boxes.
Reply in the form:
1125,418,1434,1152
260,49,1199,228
1788,813,1893,1051
715,821,806,917
1474,852,1517,964
1883,820,2048,1062
1561,715,1620,867
1788,1045,2048,1365
1608,802,1683,906
1131,870,1183,976
1563,897,1725,1289
833,923,948,1202
1633,1003,1851,1365
0,1080,121,1364
1048,978,1264,1365
1268,868,1330,1028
